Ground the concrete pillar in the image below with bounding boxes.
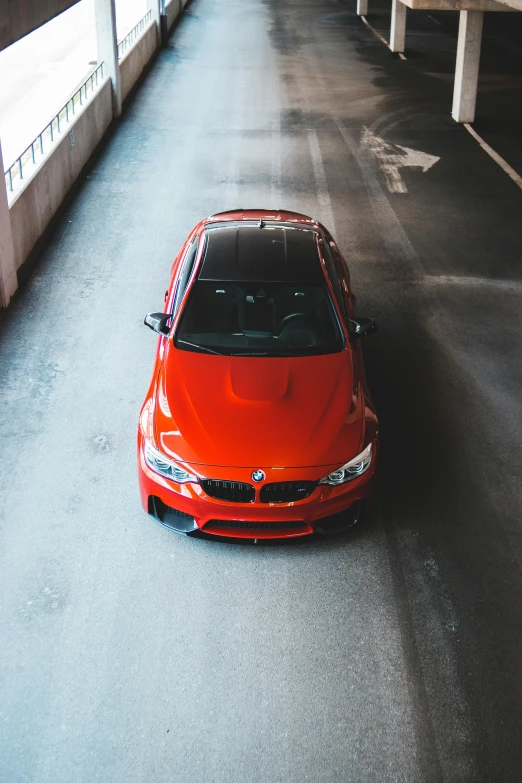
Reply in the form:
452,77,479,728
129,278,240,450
94,0,122,117
357,0,368,16
147,0,161,46
390,0,407,53
452,10,483,123
0,140,18,308
160,0,169,47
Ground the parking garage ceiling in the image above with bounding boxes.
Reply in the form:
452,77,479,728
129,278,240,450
0,0,81,51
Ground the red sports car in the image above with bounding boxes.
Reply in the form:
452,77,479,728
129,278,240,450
138,209,378,540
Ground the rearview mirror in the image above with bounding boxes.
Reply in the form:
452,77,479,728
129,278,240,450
144,312,171,336
347,317,377,338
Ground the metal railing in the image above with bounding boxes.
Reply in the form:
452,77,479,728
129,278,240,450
4,63,105,195
117,9,153,59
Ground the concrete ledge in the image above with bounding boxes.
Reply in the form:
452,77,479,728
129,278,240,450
119,20,157,102
2,0,186,302
400,0,514,9
8,79,113,272
0,141,17,306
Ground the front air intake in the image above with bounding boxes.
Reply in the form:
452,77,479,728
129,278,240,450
207,520,308,530
149,496,197,533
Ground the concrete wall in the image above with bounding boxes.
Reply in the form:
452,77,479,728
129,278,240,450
0,0,81,52
9,79,113,272
166,0,182,30
120,20,157,102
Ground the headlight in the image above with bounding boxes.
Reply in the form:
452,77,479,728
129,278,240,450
319,443,373,486
144,439,198,483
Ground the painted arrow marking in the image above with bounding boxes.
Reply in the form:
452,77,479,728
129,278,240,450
361,127,440,193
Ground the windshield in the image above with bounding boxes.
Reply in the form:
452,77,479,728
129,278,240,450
174,281,344,356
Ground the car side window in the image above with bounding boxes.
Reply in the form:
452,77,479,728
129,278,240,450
322,240,347,319
173,240,198,315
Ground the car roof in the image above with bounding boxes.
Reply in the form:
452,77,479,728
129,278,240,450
198,223,324,282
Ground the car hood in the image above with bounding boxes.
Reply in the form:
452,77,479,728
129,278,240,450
154,343,364,468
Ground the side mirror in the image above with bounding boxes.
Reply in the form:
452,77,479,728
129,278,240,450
347,317,377,338
144,312,171,336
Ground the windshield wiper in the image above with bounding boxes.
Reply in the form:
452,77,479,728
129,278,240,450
176,340,224,355
230,351,268,356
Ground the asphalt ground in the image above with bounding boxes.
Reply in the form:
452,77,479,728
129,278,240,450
1,1,521,781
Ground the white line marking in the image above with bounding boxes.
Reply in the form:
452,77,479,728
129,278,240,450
361,15,389,47
464,123,522,191
361,127,440,193
307,129,336,231
424,275,522,291
271,118,282,208
398,52,407,60
334,119,419,266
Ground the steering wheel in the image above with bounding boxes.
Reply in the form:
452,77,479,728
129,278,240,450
278,312,319,347
279,312,308,330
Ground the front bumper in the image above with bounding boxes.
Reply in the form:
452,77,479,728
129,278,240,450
137,436,376,540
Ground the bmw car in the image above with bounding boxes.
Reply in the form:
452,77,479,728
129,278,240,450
138,209,378,539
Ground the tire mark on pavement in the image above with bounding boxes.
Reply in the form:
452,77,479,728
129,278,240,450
307,128,336,233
